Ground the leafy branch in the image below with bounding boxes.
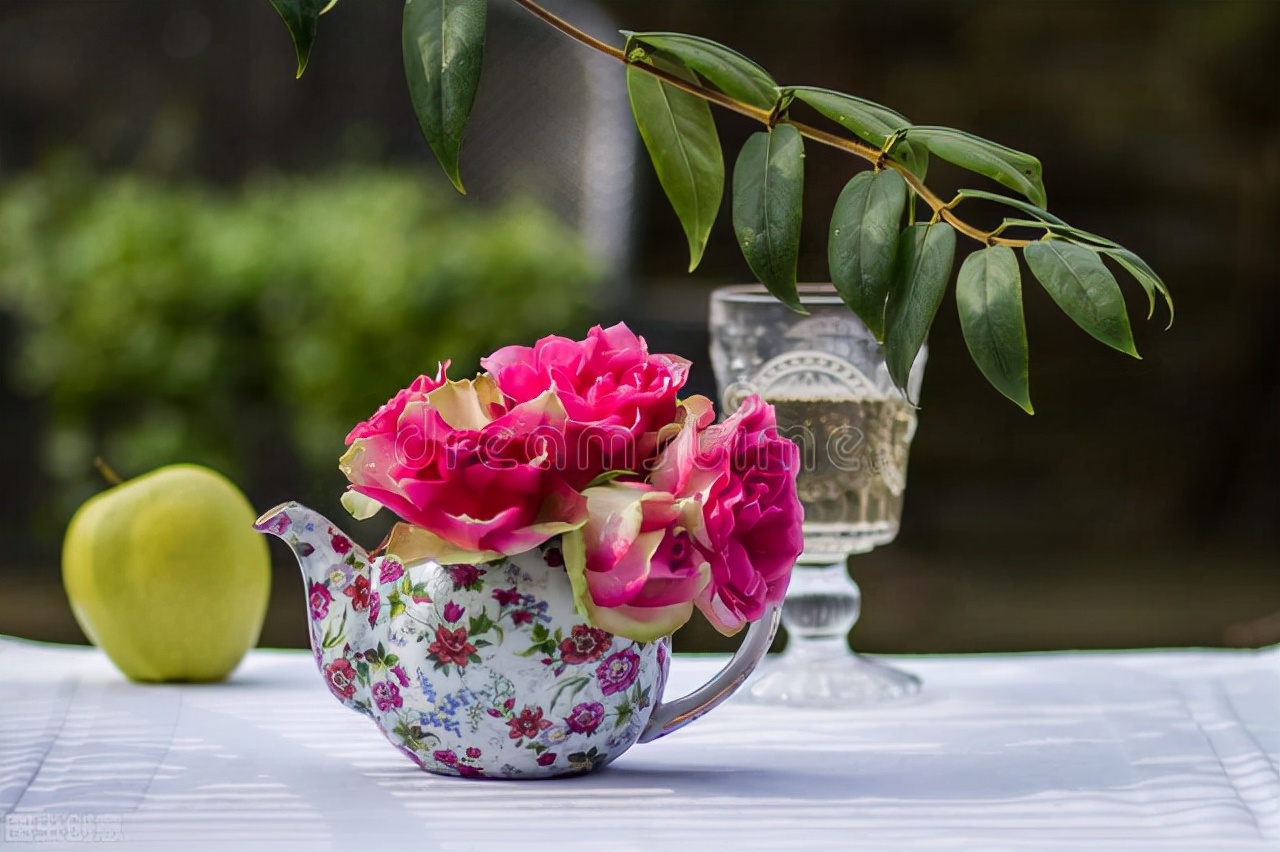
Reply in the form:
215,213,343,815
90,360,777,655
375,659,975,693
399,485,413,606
272,0,1173,413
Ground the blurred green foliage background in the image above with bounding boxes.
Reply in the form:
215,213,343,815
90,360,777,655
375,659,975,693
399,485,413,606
0,162,599,524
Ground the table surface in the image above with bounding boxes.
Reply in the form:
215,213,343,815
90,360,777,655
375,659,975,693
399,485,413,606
1,637,1277,851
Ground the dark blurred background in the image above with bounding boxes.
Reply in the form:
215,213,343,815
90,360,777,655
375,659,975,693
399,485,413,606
1,0,1276,654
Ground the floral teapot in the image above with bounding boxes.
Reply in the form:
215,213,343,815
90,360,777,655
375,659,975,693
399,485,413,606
255,502,781,779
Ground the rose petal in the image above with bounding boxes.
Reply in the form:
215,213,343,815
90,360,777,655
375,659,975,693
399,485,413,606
386,523,504,567
340,490,383,521
423,376,504,431
581,598,694,643
586,529,663,607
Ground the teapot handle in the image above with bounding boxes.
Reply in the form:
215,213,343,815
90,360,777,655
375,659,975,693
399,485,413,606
637,600,782,743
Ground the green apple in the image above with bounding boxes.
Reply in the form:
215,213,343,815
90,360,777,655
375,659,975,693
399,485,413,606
62,463,271,682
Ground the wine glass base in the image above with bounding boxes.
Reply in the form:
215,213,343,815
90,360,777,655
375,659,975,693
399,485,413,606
744,649,921,707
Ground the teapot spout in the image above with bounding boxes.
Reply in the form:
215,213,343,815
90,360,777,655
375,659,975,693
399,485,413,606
255,502,385,713
254,502,369,587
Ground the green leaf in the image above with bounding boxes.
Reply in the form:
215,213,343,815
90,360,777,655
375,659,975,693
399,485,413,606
788,87,927,179
906,127,1046,208
584,469,632,489
1024,239,1139,357
628,55,725,271
732,124,805,311
956,246,1032,413
998,220,1171,327
402,0,487,194
955,188,1067,226
999,218,1120,249
893,141,929,183
788,86,908,148
828,169,907,339
627,32,778,111
270,0,331,78
1098,246,1173,328
884,221,956,394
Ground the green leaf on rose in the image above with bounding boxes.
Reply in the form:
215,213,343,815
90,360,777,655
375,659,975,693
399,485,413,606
584,469,633,489
828,168,908,339
1024,239,1139,357
626,31,779,111
628,53,725,271
956,245,1032,413
906,126,1046,208
884,221,956,395
402,0,488,194
732,123,805,311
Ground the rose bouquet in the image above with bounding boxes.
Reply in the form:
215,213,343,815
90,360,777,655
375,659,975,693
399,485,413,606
338,322,804,642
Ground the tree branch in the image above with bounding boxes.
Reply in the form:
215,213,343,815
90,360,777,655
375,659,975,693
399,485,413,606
507,0,1032,249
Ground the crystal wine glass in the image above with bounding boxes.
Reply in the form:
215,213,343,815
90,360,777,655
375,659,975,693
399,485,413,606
709,284,926,706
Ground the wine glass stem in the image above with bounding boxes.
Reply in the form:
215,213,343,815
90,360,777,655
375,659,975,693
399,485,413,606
780,557,862,653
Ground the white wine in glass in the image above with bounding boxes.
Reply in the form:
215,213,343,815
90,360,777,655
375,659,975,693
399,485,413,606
710,284,925,707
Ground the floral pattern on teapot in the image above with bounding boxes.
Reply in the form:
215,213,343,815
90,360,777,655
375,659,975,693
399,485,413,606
262,505,669,779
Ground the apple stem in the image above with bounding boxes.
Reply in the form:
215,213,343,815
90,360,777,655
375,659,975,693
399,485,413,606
93,457,123,486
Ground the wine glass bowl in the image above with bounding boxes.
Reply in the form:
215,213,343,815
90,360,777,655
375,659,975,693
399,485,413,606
710,284,926,706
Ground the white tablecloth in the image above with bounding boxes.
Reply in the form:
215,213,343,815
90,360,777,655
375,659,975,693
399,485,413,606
1,638,1276,851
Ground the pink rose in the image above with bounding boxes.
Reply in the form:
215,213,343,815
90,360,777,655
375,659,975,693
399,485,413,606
571,482,710,641
652,395,803,635
346,363,450,442
481,323,691,485
340,375,588,562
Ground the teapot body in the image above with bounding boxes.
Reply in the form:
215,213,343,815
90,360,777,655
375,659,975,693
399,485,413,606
258,501,782,780
305,528,669,779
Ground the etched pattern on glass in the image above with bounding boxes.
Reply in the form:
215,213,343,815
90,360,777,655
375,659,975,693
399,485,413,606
709,285,926,706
